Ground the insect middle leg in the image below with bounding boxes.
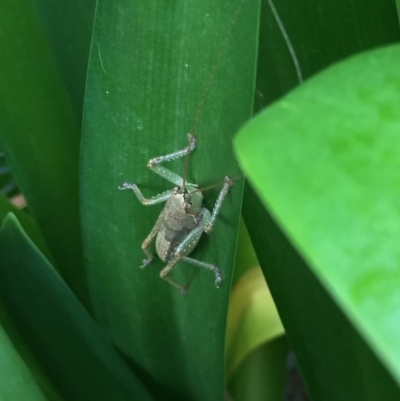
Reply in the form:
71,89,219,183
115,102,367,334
147,134,197,186
140,212,164,268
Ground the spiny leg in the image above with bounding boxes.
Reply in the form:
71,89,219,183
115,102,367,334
118,184,166,267
160,256,188,294
160,225,208,293
181,257,222,288
140,212,164,268
148,134,197,186
204,176,234,233
175,225,222,287
118,183,172,205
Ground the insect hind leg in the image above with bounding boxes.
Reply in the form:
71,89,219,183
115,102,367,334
181,257,223,288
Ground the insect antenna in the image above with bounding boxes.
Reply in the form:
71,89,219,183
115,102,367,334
182,0,247,189
182,134,195,189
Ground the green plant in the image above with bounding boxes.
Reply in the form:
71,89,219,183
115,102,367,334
0,0,399,400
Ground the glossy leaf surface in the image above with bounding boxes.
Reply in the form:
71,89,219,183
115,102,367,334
241,0,400,399
81,0,260,399
236,45,400,397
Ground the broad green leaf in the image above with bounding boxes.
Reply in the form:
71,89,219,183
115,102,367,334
81,0,260,399
0,0,89,306
0,214,153,401
0,321,47,401
236,45,400,396
226,266,284,379
241,0,400,399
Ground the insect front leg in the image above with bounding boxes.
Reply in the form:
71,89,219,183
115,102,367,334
118,184,172,205
148,134,197,186
204,176,234,233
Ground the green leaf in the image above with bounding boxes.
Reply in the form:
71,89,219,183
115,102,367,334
0,213,153,401
254,0,400,110
0,193,54,264
0,151,17,196
227,337,288,401
226,266,284,379
0,321,47,401
0,301,63,401
236,45,400,397
232,217,259,284
32,0,96,117
240,1,400,399
0,0,89,306
81,0,260,399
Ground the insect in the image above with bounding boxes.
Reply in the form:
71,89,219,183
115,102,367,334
119,134,234,293
118,0,302,293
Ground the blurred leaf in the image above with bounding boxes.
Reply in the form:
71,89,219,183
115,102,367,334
81,0,260,399
0,302,63,401
0,321,47,401
0,151,17,196
226,266,284,379
0,0,89,306
254,0,400,111
228,337,288,401
241,0,400,399
0,193,54,264
0,213,153,401
232,217,259,284
236,45,400,398
32,0,96,117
